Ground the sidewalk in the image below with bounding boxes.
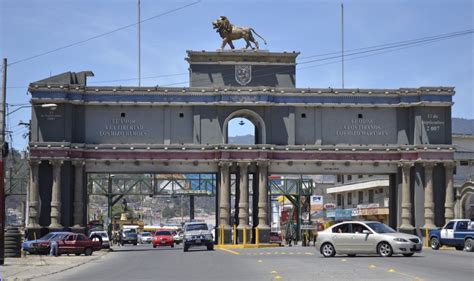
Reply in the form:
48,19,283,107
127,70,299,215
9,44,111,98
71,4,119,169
0,250,109,281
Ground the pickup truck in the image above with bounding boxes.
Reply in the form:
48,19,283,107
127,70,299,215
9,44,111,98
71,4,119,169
429,219,474,252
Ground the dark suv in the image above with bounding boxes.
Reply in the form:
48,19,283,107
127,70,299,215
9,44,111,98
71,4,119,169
121,231,138,246
183,222,214,252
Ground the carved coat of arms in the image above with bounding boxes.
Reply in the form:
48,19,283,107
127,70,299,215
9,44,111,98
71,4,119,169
235,65,252,86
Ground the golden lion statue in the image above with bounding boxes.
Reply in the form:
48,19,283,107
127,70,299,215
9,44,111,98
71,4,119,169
212,16,267,50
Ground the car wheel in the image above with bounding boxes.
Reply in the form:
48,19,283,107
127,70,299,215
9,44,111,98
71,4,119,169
378,242,393,257
321,243,336,258
133,243,137,246
464,238,473,252
402,253,414,257
455,246,464,251
183,245,189,252
171,244,174,248
207,245,214,251
84,248,93,256
75,253,81,256
430,237,440,250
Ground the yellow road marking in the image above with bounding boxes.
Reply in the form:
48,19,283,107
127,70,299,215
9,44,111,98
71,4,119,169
341,258,347,262
257,259,263,263
369,264,376,269
270,271,277,274
280,252,286,254
219,248,240,255
289,252,294,255
388,268,396,273
266,252,272,255
304,252,314,255
274,276,282,280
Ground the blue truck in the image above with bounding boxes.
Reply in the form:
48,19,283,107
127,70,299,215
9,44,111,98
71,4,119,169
429,219,474,252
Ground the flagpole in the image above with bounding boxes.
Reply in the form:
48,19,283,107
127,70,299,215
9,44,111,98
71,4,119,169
138,0,141,87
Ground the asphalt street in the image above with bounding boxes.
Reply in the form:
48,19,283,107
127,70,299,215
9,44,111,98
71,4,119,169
40,244,474,281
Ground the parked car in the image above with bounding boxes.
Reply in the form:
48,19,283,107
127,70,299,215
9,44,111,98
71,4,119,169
121,230,138,246
89,231,110,249
56,233,102,256
269,232,283,246
429,219,474,252
22,232,69,254
173,231,183,245
152,230,174,248
183,222,214,252
315,221,422,257
138,232,153,244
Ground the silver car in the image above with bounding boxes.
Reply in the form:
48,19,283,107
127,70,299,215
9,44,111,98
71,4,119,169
315,221,422,257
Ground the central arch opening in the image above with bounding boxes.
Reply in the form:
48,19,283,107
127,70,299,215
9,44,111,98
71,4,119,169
223,109,266,144
227,117,256,145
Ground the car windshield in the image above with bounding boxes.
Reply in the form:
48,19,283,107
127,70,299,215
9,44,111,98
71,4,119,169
125,232,137,237
156,231,171,236
141,232,151,237
50,233,68,241
185,224,208,231
39,233,56,241
366,222,396,233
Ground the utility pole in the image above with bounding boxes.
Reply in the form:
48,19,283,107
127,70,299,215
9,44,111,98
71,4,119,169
341,3,345,89
138,0,141,87
1,58,8,265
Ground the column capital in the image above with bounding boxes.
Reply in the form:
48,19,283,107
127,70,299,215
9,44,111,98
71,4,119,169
423,162,436,169
71,160,86,167
218,161,232,169
28,160,41,166
49,160,64,167
398,161,414,169
237,161,251,168
256,160,269,167
443,161,456,169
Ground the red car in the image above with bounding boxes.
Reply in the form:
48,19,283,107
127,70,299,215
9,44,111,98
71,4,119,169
30,232,102,256
152,230,174,248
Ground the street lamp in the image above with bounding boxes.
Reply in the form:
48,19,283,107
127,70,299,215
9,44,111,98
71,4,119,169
7,103,57,117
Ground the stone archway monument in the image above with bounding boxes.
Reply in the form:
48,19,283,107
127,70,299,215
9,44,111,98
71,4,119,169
27,49,455,243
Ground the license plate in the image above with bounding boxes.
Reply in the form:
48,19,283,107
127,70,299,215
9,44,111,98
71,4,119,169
161,241,167,244
196,239,201,244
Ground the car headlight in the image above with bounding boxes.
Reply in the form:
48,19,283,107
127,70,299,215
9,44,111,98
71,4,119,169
393,238,408,242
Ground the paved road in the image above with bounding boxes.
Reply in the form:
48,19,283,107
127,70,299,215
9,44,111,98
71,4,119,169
40,244,473,281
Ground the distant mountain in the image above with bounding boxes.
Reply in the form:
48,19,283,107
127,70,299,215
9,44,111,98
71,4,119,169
228,134,254,144
452,118,474,135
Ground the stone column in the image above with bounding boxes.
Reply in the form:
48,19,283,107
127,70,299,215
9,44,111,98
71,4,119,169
237,162,250,243
218,161,231,243
27,160,40,228
49,160,63,229
423,162,436,229
444,162,455,224
72,161,84,228
257,161,270,243
400,162,414,231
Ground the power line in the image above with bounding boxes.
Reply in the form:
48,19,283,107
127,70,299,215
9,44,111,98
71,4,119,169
7,1,201,66
298,28,473,60
298,30,473,65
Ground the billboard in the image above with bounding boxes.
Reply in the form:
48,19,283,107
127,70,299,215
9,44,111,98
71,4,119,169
310,195,324,212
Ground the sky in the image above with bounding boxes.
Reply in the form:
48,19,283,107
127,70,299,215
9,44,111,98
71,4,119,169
1,0,473,150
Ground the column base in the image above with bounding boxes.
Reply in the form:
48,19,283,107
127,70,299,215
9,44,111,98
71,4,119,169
25,227,43,240
70,226,87,234
399,225,415,234
257,225,271,243
49,225,64,232
216,226,233,244
237,226,251,244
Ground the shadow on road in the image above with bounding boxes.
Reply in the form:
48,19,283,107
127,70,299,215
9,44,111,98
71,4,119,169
112,247,181,253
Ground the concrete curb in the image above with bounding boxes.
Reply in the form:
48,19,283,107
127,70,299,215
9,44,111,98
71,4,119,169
4,250,109,281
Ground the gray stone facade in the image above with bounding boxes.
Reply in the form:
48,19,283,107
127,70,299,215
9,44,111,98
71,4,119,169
27,50,455,241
